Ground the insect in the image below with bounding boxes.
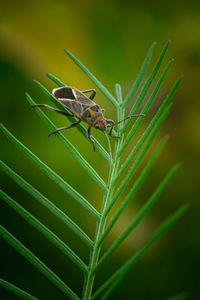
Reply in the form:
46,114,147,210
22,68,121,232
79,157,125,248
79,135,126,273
32,86,144,163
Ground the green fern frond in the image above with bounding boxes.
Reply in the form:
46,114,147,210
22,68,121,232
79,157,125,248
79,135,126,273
0,42,188,300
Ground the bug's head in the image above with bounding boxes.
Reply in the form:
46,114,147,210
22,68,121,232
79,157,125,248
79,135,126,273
95,119,107,132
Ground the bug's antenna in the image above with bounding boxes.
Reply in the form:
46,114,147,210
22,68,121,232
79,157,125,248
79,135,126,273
104,131,112,165
107,114,145,128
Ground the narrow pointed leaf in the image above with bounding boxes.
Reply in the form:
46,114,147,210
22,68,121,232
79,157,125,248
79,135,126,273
120,58,173,151
46,72,65,86
115,76,182,183
0,278,38,300
0,124,100,220
34,80,109,161
121,40,170,133
99,136,167,246
122,41,157,107
92,204,188,299
108,104,172,214
0,161,92,248
0,226,80,300
95,163,181,272
0,189,87,272
26,93,107,192
64,48,118,108
115,83,123,105
115,84,125,134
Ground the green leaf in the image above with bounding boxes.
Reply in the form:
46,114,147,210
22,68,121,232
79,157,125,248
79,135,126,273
115,84,124,133
0,124,100,220
0,160,92,248
0,278,38,300
121,40,170,133
115,83,123,105
114,84,125,155
92,204,189,300
0,189,87,273
64,48,118,108
115,76,182,182
34,80,109,161
95,163,181,272
0,226,80,300
99,136,168,246
46,72,65,86
108,103,172,214
26,93,107,192
122,41,157,107
120,58,173,148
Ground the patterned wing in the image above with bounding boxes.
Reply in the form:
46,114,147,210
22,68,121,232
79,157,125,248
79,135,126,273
52,87,82,118
59,99,82,118
73,89,95,108
53,87,75,100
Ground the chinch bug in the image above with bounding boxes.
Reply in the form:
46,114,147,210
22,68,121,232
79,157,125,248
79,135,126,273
32,86,144,163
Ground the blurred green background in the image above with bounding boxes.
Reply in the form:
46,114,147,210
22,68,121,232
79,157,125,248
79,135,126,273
0,0,200,299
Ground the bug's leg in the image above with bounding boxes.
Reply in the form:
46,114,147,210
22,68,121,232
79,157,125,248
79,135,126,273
105,119,115,126
105,119,120,138
31,104,74,117
48,120,81,137
87,126,96,152
81,89,96,100
109,127,120,139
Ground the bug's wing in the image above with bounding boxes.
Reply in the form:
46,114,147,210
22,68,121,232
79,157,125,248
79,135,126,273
52,87,82,118
58,99,83,119
73,89,95,106
52,87,75,100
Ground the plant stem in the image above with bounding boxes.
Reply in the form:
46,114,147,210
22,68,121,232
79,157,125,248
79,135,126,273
82,103,124,300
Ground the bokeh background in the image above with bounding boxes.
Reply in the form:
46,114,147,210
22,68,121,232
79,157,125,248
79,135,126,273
1,0,200,299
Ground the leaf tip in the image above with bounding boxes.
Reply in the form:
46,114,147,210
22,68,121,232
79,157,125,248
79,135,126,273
64,48,70,55
163,134,170,141
25,93,31,103
149,41,157,51
183,203,190,211
177,203,190,218
176,162,182,167
0,123,6,133
174,162,182,172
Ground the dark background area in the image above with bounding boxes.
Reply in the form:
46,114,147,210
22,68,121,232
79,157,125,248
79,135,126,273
0,0,200,299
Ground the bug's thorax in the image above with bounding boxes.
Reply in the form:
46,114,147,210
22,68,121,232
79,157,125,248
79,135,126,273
81,106,107,131
94,117,107,131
